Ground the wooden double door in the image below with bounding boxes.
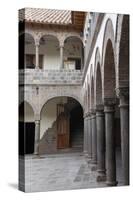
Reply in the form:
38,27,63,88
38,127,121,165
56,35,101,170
57,104,70,149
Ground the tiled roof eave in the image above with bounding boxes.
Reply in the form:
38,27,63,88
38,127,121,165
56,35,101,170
24,19,72,26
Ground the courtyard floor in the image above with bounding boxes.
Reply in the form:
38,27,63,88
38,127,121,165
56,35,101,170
22,150,124,192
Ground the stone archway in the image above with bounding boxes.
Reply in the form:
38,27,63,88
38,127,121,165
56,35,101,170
115,15,129,185
19,101,35,155
103,37,118,186
19,32,35,69
38,85,83,115
38,96,84,155
39,34,60,69
63,36,84,70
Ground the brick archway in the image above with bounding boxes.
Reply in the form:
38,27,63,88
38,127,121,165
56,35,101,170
90,76,95,110
101,18,116,100
115,15,129,88
103,39,116,100
118,15,129,88
94,47,102,107
95,63,102,106
87,83,90,111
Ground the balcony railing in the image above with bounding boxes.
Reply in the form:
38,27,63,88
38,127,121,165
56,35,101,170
19,69,83,85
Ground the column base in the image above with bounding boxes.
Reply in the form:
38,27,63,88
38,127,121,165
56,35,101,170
97,169,106,174
83,151,88,158
91,159,97,165
87,155,92,159
91,165,97,171
106,181,118,186
87,159,92,164
97,174,106,182
33,153,40,159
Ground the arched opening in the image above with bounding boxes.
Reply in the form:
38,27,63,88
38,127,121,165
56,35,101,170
96,63,102,106
119,15,129,87
39,35,60,69
84,88,88,111
88,84,90,110
23,33,35,69
117,15,129,185
104,39,116,99
19,101,35,155
104,39,121,149
90,77,94,110
39,96,83,154
63,36,83,70
19,33,35,69
104,38,121,184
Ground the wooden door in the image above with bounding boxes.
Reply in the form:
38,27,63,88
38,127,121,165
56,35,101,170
57,104,70,149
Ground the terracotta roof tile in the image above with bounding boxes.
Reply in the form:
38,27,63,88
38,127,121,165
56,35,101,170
19,8,72,25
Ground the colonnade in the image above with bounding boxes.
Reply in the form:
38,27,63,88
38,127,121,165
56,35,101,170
83,87,129,186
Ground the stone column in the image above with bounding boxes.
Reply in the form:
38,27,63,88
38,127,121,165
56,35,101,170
60,45,64,69
35,43,40,69
104,100,117,186
34,120,40,155
83,115,88,157
116,87,129,185
96,105,106,182
88,113,92,159
91,111,97,164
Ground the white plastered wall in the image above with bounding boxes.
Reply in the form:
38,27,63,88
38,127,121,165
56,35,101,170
40,97,67,139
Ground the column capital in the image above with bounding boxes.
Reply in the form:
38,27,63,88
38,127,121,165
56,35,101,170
35,120,40,125
104,98,116,113
90,109,96,115
104,98,116,106
116,87,129,97
104,105,115,113
35,39,40,47
83,113,87,118
59,44,64,48
35,113,40,121
86,112,91,117
116,87,129,108
96,105,104,117
96,104,104,112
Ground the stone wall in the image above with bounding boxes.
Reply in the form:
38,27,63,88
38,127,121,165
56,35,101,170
19,69,83,85
39,120,57,154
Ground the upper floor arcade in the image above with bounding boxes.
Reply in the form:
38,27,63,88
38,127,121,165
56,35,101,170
19,8,86,72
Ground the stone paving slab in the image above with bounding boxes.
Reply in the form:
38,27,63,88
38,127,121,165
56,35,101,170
20,151,124,192
22,153,105,192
